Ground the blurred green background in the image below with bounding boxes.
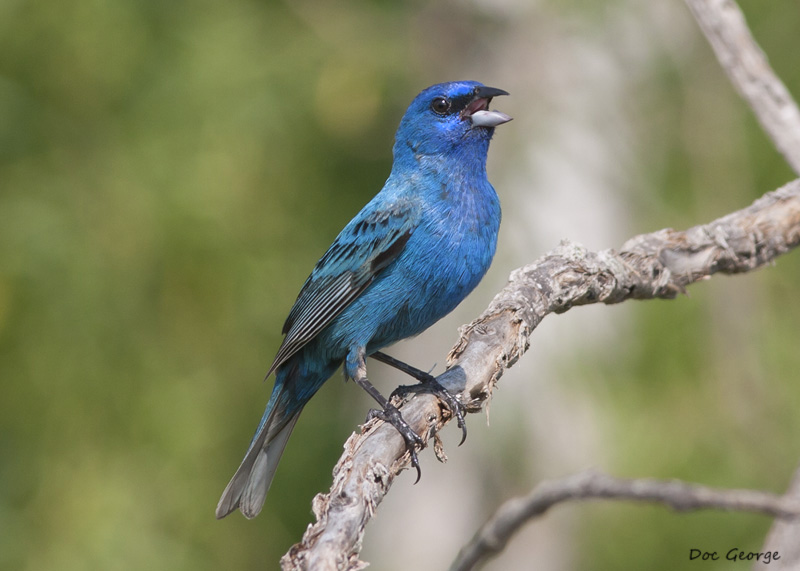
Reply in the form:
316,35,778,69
1,0,799,569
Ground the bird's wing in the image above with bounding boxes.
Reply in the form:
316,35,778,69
265,200,417,376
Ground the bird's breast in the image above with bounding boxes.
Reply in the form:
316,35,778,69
318,177,501,354
399,181,500,314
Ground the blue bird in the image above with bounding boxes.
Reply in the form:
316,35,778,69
216,81,511,519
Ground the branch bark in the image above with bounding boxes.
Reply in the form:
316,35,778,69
281,178,800,570
450,469,800,571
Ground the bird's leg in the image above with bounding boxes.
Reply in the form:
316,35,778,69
347,347,425,482
371,351,467,445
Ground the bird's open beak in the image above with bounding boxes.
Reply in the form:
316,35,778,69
463,86,512,128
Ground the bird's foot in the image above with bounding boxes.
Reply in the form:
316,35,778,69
371,351,468,445
391,376,467,446
366,403,425,483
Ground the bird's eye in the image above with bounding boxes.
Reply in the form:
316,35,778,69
431,97,451,115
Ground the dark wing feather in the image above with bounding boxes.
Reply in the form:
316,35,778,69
266,201,416,376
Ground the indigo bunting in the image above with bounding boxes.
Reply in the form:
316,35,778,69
216,81,510,519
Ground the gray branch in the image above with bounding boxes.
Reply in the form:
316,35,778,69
683,1,800,567
280,178,800,570
684,0,800,175
757,463,800,570
450,469,800,571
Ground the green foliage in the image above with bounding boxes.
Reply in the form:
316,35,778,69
0,1,418,568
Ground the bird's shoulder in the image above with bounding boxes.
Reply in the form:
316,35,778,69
267,194,420,372
307,194,421,280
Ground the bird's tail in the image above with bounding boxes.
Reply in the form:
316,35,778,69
215,407,300,519
216,358,336,519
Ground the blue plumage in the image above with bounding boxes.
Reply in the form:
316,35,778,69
216,81,511,519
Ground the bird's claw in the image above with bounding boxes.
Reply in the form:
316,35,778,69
391,378,468,446
435,382,468,446
366,403,425,482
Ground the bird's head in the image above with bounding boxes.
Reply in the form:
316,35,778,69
394,81,511,161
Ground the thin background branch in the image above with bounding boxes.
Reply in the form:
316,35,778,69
281,0,800,568
684,0,800,176
450,469,800,571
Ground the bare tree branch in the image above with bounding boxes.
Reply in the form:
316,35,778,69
681,1,800,566
280,178,800,570
449,469,800,571
684,0,800,175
